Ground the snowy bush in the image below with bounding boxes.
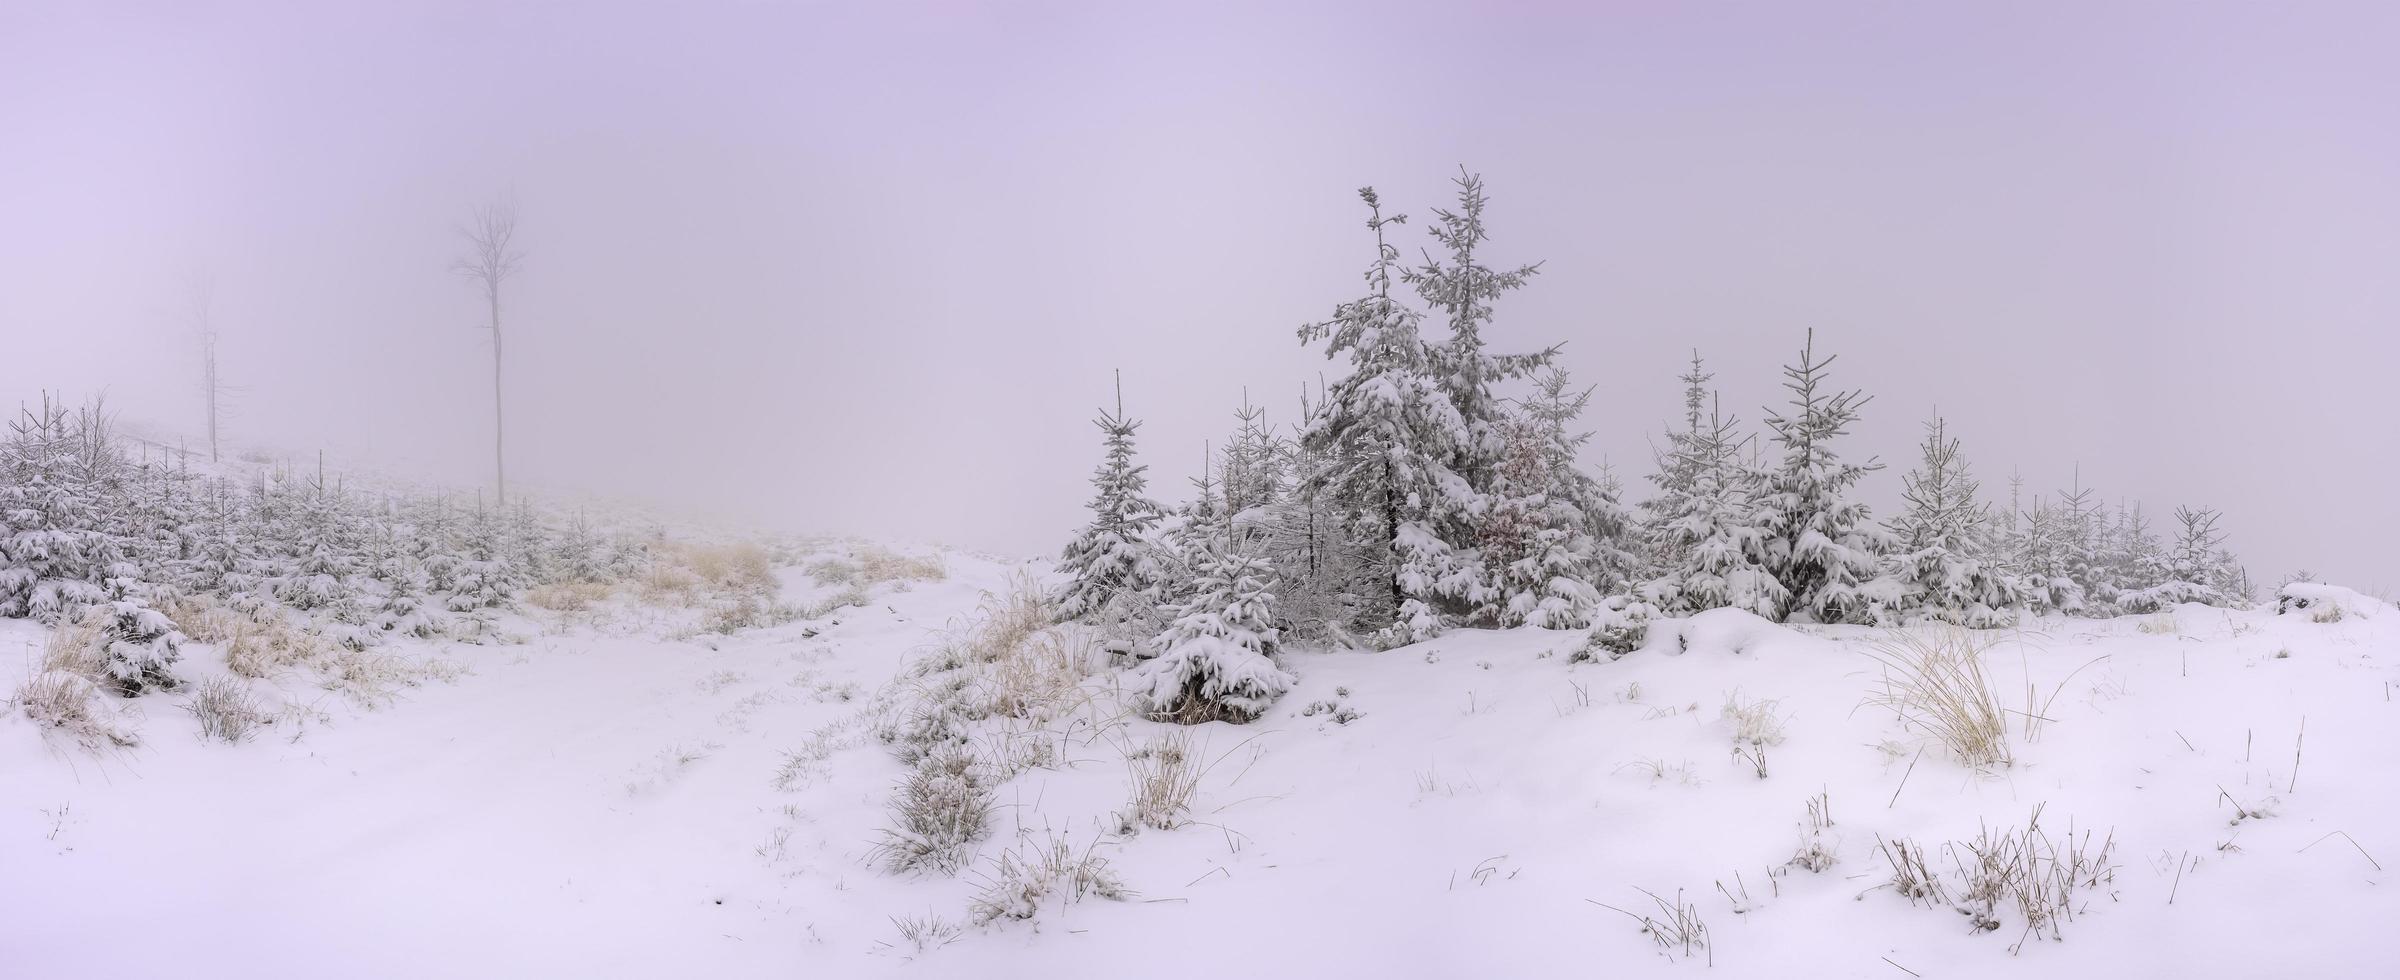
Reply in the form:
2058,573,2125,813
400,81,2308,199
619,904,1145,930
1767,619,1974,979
2275,581,2382,621
1574,597,1655,663
1128,538,1294,724
89,600,185,697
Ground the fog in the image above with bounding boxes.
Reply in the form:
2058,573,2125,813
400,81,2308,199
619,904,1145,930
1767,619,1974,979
4,1,2396,590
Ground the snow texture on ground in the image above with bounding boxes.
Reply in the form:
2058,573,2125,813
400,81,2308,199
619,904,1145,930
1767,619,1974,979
4,546,2395,979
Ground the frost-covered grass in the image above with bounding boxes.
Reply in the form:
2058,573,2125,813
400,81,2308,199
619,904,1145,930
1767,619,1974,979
1864,627,2013,769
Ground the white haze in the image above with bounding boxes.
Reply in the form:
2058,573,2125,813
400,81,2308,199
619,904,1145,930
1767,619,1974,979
3,1,2395,590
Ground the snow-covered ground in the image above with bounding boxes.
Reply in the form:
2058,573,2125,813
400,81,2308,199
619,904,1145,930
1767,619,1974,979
4,545,2395,979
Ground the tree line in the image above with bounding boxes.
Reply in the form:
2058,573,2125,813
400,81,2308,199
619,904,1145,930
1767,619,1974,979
1054,170,2249,723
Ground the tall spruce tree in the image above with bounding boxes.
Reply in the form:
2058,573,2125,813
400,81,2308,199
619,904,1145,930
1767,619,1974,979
1757,331,1896,623
1642,397,1785,618
1055,374,1166,626
1639,351,1714,579
1886,416,2018,626
1402,168,1555,495
1298,188,1480,644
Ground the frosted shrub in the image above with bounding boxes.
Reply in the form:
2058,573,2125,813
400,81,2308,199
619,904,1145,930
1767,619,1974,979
89,600,185,697
1574,598,1654,662
1128,539,1293,724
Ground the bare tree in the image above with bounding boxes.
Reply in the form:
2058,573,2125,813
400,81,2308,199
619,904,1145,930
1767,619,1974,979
454,201,524,504
188,270,230,462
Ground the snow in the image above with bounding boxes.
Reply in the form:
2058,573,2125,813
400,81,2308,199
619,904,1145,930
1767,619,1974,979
5,544,2397,979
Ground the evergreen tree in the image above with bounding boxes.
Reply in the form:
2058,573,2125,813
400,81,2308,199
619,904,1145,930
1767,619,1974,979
2056,471,2117,615
1218,392,1286,517
1401,168,1555,496
90,599,185,696
1639,351,1714,580
0,396,114,621
1885,416,2018,626
1298,187,1480,644
1756,331,1897,623
1054,376,1166,627
2108,502,2166,597
1128,534,1294,723
2011,494,2082,615
1475,367,1630,628
2122,506,2241,610
1641,398,1785,618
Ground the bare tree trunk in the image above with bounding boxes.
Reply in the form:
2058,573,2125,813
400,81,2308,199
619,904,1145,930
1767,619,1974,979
490,284,505,504
455,201,523,506
190,273,222,462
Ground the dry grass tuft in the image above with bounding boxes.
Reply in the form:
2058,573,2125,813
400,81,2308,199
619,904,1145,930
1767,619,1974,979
224,618,327,680
13,670,136,748
1721,691,1787,746
1590,888,1711,965
872,743,995,875
40,617,108,681
526,580,612,612
1124,730,1202,831
637,563,704,603
186,675,265,742
887,913,963,954
966,830,1128,924
1865,628,2013,769
1876,805,2118,955
164,595,248,644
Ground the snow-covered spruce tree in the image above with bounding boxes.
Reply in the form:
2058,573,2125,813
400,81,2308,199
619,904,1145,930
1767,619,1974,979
1637,351,1714,580
550,509,613,583
1402,169,1555,495
89,599,186,696
1755,331,1898,624
1249,385,1379,644
1520,366,1637,593
1474,367,1630,629
1128,533,1294,724
273,463,365,617
1218,392,1287,518
1641,398,1785,618
1475,413,1594,629
2121,506,2241,611
2107,502,2166,598
1884,416,2018,626
1054,376,1167,630
445,498,521,612
0,396,115,621
180,479,249,596
2009,494,2082,615
2055,472,2118,615
1297,187,1481,645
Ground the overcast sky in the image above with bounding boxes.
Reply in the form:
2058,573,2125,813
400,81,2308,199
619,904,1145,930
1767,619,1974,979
3,1,2396,590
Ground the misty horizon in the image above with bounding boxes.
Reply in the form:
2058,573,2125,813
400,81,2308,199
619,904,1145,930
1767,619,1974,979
6,1,2395,588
